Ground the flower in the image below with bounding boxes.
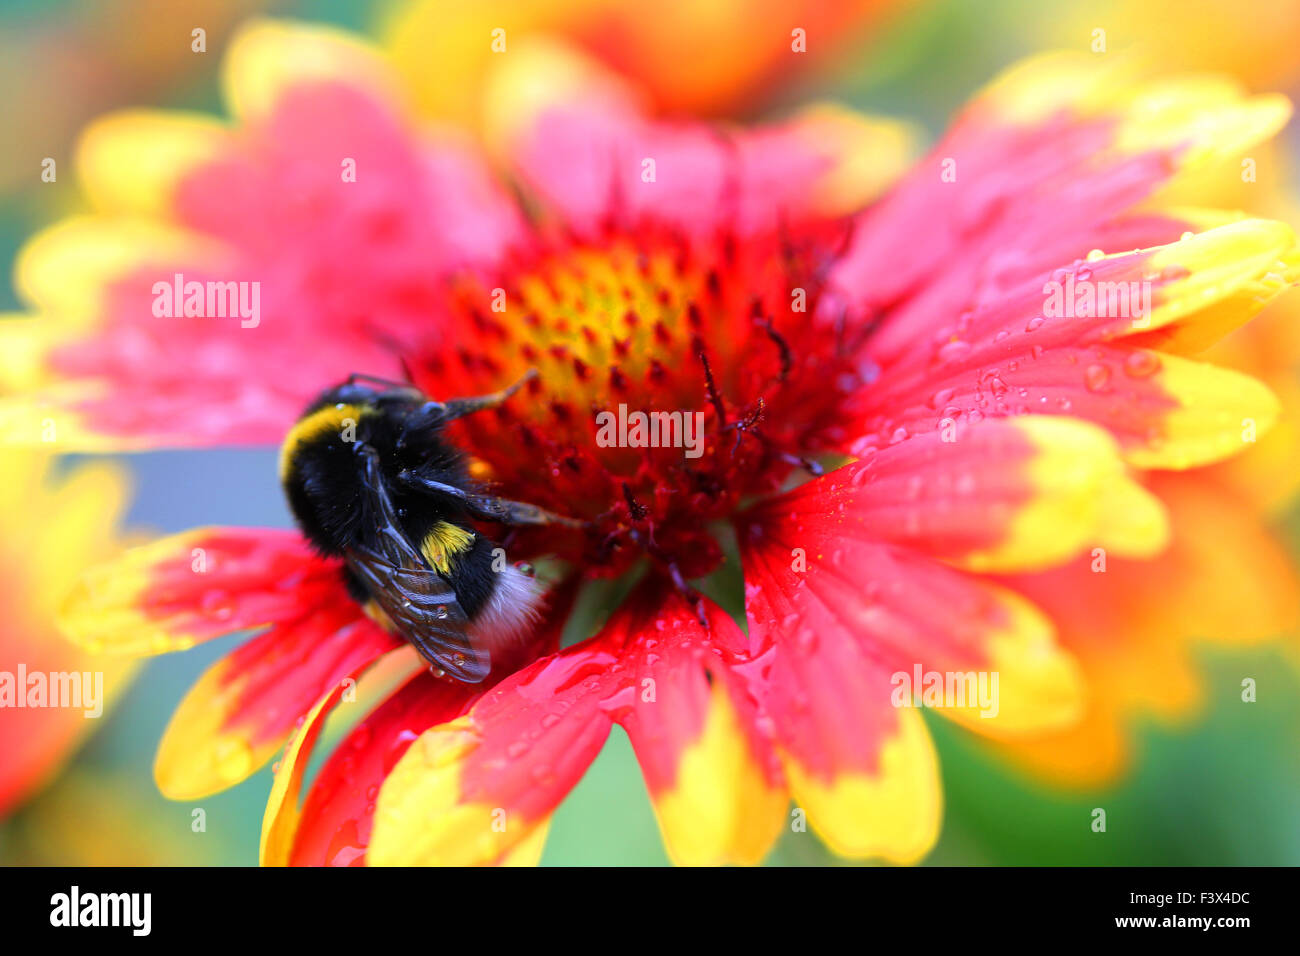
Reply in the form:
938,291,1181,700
973,81,1300,786
993,227,1300,785
381,0,910,123
0,452,137,817
2,769,221,866
24,22,1299,864
1026,0,1300,90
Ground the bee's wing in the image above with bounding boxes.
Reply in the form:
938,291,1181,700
346,445,491,683
345,536,489,682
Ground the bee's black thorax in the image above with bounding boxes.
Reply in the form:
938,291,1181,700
279,383,499,621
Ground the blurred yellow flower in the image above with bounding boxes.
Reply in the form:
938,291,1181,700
382,0,910,124
1026,0,1300,91
0,452,136,817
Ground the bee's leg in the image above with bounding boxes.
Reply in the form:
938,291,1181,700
467,495,587,529
396,470,586,528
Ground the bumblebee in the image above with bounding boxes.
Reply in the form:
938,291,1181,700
279,371,579,682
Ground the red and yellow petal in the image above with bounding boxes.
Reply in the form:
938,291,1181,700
369,640,616,865
286,670,483,866
485,38,914,238
386,0,905,123
860,217,1297,394
605,587,787,866
221,18,404,125
367,579,601,866
783,704,940,863
1119,220,1300,356
280,580,575,866
857,228,1290,475
0,217,224,447
997,474,1299,785
371,578,789,867
59,527,338,657
0,453,138,816
741,452,1087,742
1,19,526,454
260,683,347,867
155,612,397,800
826,53,1291,353
11,217,225,335
973,57,1291,159
834,416,1166,572
77,111,234,220
1119,352,1280,470
645,676,786,866
738,556,942,861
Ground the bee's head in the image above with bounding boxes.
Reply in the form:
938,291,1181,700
310,379,423,414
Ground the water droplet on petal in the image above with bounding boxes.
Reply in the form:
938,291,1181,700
1123,351,1161,378
1084,363,1112,392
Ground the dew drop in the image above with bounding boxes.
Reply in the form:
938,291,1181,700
928,387,957,409
937,340,972,363
1083,363,1112,392
214,738,254,783
1123,351,1161,378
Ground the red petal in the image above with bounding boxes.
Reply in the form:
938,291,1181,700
155,610,398,799
14,65,522,449
736,528,943,861
61,527,339,656
291,670,481,866
739,468,1084,737
607,583,787,865
492,45,907,240
293,579,578,865
821,56,1288,353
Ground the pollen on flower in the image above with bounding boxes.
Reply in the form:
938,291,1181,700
407,223,867,578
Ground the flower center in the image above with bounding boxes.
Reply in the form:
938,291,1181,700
409,225,863,577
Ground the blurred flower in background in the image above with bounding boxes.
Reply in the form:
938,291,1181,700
0,453,135,817
1021,0,1300,91
0,0,274,227
382,0,913,124
2,0,1299,866
994,121,1300,785
18,13,1300,868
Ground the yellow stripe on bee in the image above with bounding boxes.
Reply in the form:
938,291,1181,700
278,403,362,482
421,521,475,573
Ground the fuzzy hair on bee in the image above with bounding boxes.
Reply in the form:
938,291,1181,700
278,372,576,682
